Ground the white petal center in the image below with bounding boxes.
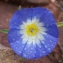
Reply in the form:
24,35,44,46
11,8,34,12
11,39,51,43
19,17,47,45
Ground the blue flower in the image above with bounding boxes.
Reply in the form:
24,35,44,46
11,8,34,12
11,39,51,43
8,7,59,59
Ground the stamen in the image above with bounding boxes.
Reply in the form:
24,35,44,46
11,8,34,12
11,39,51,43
26,23,39,36
30,28,34,32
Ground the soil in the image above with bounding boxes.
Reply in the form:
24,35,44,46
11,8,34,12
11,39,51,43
0,0,63,63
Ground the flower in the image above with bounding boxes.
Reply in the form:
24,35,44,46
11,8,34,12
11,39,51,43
8,7,59,59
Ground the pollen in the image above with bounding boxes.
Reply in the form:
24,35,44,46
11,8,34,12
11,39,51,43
26,23,39,36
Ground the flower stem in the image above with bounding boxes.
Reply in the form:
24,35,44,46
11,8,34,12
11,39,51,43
18,6,21,10
57,22,63,27
0,29,8,34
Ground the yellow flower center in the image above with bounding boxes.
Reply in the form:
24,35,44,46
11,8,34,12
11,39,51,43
26,23,39,36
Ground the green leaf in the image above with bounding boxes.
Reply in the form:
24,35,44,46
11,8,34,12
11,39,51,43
0,29,8,34
57,22,63,27
18,6,21,10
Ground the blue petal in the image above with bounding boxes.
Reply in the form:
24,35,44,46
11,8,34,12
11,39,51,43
8,29,27,56
35,33,58,59
38,8,59,38
9,39,27,56
21,43,36,59
32,7,48,19
39,9,56,25
8,29,22,43
42,33,58,52
10,8,32,29
34,33,58,59
35,43,48,58
45,24,59,38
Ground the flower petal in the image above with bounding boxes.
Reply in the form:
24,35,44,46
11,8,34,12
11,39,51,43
10,8,32,29
8,29,22,43
45,24,59,38
22,43,36,59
